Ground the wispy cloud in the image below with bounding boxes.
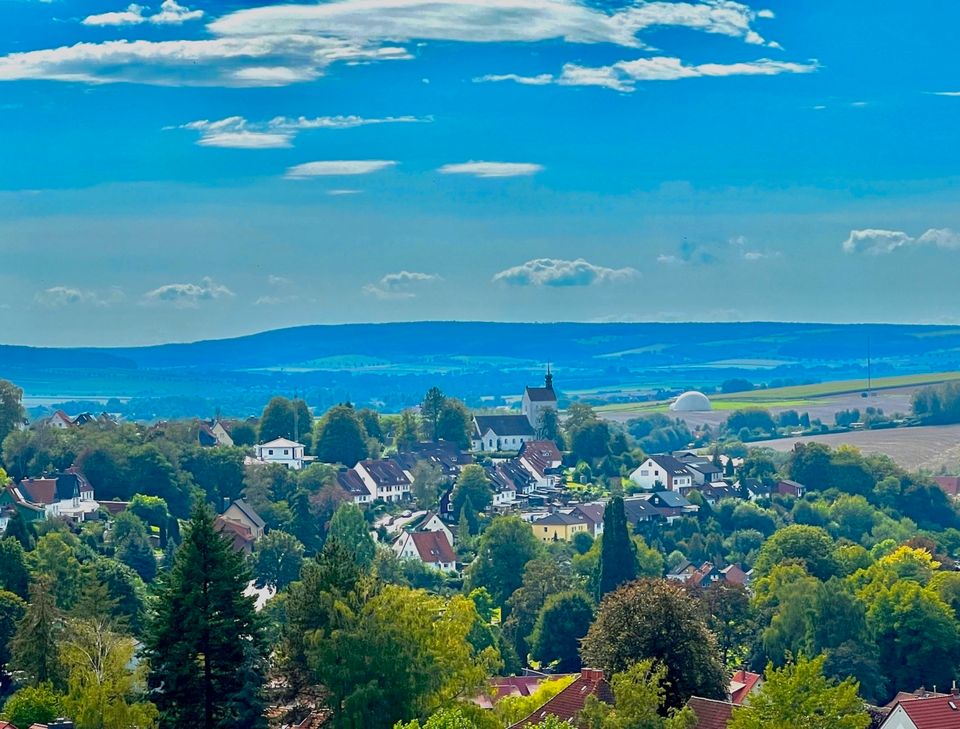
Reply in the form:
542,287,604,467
657,238,720,265
285,160,397,178
363,271,439,299
142,277,234,307
83,0,203,26
843,228,960,255
493,258,637,287
1,0,777,88
34,286,125,308
438,161,543,178
931,91,960,97
478,56,818,93
175,114,426,149
255,274,305,306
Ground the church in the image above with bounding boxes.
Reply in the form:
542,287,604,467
471,368,558,452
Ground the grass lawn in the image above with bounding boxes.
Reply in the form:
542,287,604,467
711,371,960,402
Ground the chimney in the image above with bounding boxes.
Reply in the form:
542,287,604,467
580,668,604,683
952,680,959,696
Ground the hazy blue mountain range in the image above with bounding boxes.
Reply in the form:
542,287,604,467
2,322,958,420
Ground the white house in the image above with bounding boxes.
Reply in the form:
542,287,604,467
518,440,563,489
879,693,960,729
472,414,535,452
254,438,313,470
629,454,694,493
521,368,558,429
418,511,455,545
354,459,413,502
392,530,457,573
46,410,74,430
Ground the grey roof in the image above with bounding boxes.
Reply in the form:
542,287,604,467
337,469,370,496
232,499,266,529
623,498,659,522
474,414,535,438
687,461,723,475
524,386,557,403
647,491,692,509
533,511,587,527
648,454,693,477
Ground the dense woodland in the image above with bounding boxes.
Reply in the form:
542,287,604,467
0,377,958,727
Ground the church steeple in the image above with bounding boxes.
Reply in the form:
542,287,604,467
544,363,553,390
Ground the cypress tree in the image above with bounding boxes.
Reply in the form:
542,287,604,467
597,496,639,600
145,503,266,729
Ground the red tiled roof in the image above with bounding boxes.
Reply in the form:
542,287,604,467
720,565,748,586
214,516,254,552
729,670,761,705
510,669,614,728
18,478,58,505
410,531,456,564
885,690,948,708
98,500,130,514
688,696,736,729
473,675,574,709
933,476,960,497
895,694,960,728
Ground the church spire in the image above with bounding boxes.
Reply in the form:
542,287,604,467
545,363,553,390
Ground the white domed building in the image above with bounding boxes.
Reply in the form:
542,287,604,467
670,391,712,412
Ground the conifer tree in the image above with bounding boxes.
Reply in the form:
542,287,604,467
597,496,639,600
145,503,266,729
11,578,65,689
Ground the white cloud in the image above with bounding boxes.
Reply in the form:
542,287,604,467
932,91,960,97
493,258,637,287
5,0,779,88
757,9,775,18
474,73,553,86
657,254,681,264
83,0,202,26
742,250,779,261
438,161,543,178
478,56,818,92
363,270,439,299
255,274,302,305
285,160,397,178
842,228,960,255
327,189,362,195
34,286,124,308
176,114,425,148
142,277,234,307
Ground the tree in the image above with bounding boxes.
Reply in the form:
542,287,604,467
28,532,84,610
253,530,305,590
493,676,575,726
230,421,257,447
452,464,493,516
420,387,447,442
61,616,159,729
597,496,638,600
411,462,445,510
535,407,562,445
112,512,157,583
752,525,838,581
0,590,26,671
0,379,25,447
4,510,34,550
729,655,869,729
180,446,246,505
436,400,472,449
503,557,573,665
314,404,368,467
579,660,697,729
529,591,594,672
581,579,726,709
2,682,63,728
258,396,296,442
0,537,30,598
395,411,420,450
145,503,266,729
12,578,65,689
129,493,170,529
467,517,542,607
396,705,500,729
327,503,376,569
700,582,756,669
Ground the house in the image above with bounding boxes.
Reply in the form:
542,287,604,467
636,491,699,523
720,564,750,586
518,440,564,489
45,410,75,430
337,468,374,505
355,459,413,502
570,503,605,537
687,696,736,729
214,517,257,554
933,476,960,498
879,691,960,729
394,441,473,478
253,438,313,470
700,482,739,504
220,499,266,541
472,675,574,710
0,486,47,531
667,559,697,582
392,530,457,572
416,511,455,545
472,414,535,452
509,668,613,728
774,479,806,498
521,368,558,429
530,511,591,542
17,478,59,517
629,455,694,493
675,453,725,486
199,420,234,448
728,669,762,705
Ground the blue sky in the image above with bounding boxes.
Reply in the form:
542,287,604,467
0,0,958,346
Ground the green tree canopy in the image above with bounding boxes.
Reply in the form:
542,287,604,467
327,502,376,569
452,464,493,516
467,517,542,608
597,496,639,600
529,590,594,672
314,404,369,467
253,530,305,590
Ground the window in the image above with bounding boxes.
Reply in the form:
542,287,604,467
268,449,274,456
284,449,289,455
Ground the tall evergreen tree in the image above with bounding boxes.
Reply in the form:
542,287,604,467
11,578,64,689
4,511,34,551
597,496,639,600
145,503,266,729
420,387,447,442
0,537,31,598
327,503,376,569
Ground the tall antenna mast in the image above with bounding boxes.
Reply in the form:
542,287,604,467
293,389,300,443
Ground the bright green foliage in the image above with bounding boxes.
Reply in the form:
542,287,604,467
395,410,420,450
61,617,159,729
529,590,594,672
11,578,65,688
28,531,84,609
728,655,870,729
752,525,839,580
0,590,26,669
0,379,25,446
452,464,493,516
411,462,446,510
0,537,30,598
129,493,170,528
466,516,542,607
253,529,305,590
531,718,577,729
314,404,368,466
145,504,266,729
493,675,575,726
112,511,157,583
394,705,496,729
581,579,726,709
579,660,697,729
327,502,376,569
2,682,63,728
502,556,572,665
597,496,638,599
91,558,148,633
